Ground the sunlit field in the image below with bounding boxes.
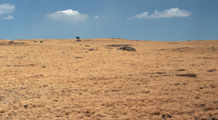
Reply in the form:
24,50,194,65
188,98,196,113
0,38,218,120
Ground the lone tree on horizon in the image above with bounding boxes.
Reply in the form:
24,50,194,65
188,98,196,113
76,36,81,42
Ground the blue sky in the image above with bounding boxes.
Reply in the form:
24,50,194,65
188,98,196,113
0,0,218,41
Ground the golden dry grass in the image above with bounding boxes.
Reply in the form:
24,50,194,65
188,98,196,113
0,38,218,120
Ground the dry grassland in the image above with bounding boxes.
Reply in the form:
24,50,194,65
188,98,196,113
0,38,218,120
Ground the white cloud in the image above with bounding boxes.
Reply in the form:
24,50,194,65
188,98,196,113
94,16,106,19
94,16,99,19
45,9,88,21
128,8,192,20
0,3,15,14
1,15,14,20
0,3,15,20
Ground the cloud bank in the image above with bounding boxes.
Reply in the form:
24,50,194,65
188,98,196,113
0,3,15,20
45,9,88,21
128,8,191,20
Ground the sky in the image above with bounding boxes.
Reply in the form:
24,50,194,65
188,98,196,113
0,0,218,41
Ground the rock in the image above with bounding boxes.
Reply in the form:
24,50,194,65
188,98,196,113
107,44,129,47
0,41,25,46
24,105,28,108
208,68,216,72
119,46,136,51
211,117,218,120
85,45,90,47
9,41,14,44
176,74,197,77
176,69,186,71
162,114,172,119
75,57,83,59
157,72,165,74
88,48,94,51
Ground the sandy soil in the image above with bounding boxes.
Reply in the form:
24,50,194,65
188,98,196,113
0,38,218,120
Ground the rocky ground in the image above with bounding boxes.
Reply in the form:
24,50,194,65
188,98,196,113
0,38,218,120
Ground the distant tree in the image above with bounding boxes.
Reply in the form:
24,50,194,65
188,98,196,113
76,36,81,42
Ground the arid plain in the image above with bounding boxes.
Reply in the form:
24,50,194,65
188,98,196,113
0,38,218,120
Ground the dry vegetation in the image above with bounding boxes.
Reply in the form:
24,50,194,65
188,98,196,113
0,38,218,120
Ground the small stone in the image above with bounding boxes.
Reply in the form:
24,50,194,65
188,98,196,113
176,74,197,77
176,69,186,71
211,117,218,120
24,105,28,108
162,114,172,119
211,47,216,50
208,68,216,72
42,84,48,87
88,48,94,51
119,46,136,51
